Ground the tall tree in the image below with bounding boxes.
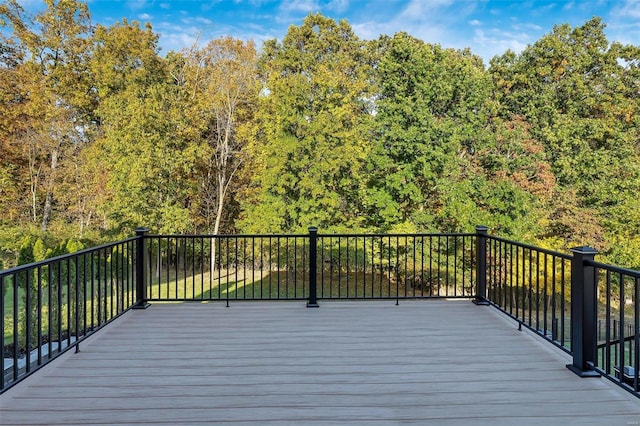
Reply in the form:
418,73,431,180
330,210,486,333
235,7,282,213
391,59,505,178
0,0,95,232
0,10,28,225
90,19,199,234
368,33,533,234
490,17,640,261
181,36,259,235
239,14,374,232
86,19,166,234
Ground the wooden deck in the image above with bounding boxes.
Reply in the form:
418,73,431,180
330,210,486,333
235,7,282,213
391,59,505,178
1,300,639,425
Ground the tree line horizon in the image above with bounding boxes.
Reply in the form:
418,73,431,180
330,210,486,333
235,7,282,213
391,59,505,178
1,0,639,270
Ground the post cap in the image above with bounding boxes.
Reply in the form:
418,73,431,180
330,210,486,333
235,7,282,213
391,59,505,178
308,226,318,233
475,225,489,233
570,246,598,255
135,227,150,236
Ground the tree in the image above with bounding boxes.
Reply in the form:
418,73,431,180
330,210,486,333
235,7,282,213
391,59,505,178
180,37,259,235
369,33,500,233
476,115,556,239
1,1,39,226
94,82,200,234
239,14,374,232
0,0,95,232
88,19,202,235
490,18,640,258
91,19,164,101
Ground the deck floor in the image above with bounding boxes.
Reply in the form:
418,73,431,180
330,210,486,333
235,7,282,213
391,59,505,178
1,300,639,425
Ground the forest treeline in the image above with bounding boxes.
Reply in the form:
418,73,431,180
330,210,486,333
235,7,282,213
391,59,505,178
1,0,639,269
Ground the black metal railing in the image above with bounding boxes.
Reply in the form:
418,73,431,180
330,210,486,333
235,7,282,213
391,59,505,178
138,229,476,305
316,232,475,301
482,235,573,352
591,261,640,395
1,237,138,393
479,237,640,398
2,225,639,398
142,232,311,303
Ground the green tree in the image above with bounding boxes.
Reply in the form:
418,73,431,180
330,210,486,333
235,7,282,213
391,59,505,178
89,20,200,235
368,33,533,234
239,13,374,232
490,18,640,259
0,5,28,225
95,83,200,234
475,115,556,239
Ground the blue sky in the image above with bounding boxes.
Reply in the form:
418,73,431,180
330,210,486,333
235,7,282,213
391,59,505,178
20,0,640,64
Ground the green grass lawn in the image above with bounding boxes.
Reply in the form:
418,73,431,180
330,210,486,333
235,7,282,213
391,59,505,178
145,267,471,301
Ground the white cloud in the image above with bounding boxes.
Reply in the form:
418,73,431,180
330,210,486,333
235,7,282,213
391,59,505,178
274,0,349,21
139,13,152,20
398,0,454,20
606,0,640,46
234,0,271,6
158,31,200,53
126,0,149,11
613,0,640,18
472,27,531,61
327,0,349,13
153,16,275,54
181,17,214,26
351,0,481,54
280,0,320,13
356,0,445,37
512,23,542,31
532,3,557,16
148,0,627,66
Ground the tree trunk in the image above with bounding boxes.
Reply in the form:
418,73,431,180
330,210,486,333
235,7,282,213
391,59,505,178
210,171,226,274
28,135,40,224
41,148,58,232
214,174,225,237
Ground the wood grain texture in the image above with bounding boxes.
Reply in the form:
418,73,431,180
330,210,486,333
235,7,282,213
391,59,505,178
2,300,639,425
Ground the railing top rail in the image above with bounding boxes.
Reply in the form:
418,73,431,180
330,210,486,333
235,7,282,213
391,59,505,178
148,233,308,239
587,260,640,278
317,232,476,238
486,235,572,260
0,236,138,277
146,232,476,239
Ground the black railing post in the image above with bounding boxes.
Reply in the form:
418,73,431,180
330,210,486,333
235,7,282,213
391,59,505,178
566,246,600,377
307,226,319,308
133,227,150,309
473,225,489,305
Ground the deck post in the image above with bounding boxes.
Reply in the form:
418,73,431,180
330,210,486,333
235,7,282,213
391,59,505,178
133,227,150,309
566,246,600,377
307,226,319,308
473,225,489,305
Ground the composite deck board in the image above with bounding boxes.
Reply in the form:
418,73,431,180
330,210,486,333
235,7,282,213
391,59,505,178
1,300,639,425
